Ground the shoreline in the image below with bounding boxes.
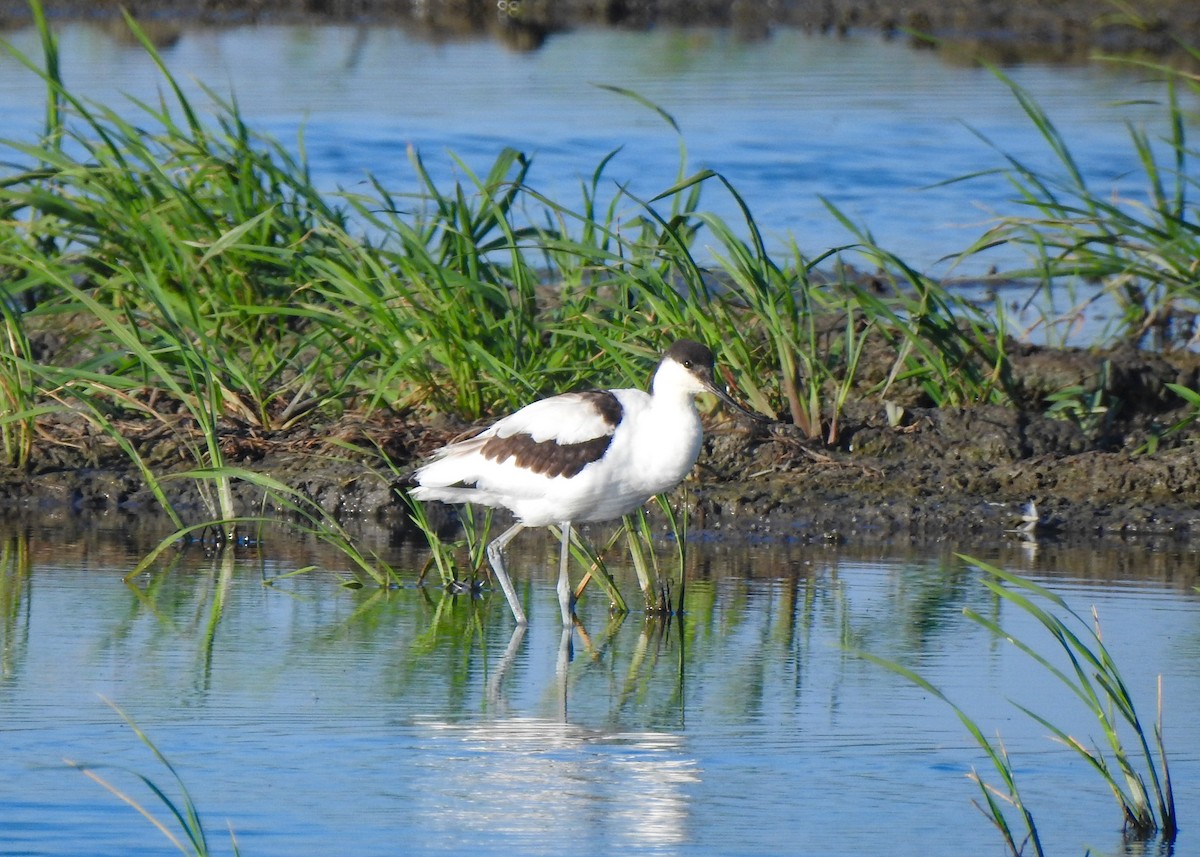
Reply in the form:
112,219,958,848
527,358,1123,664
2,0,1198,60
5,341,1200,551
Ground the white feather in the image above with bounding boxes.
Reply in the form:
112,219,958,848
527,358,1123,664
488,391,622,444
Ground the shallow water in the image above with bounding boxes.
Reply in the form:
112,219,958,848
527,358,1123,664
0,22,1195,297
1,522,1198,856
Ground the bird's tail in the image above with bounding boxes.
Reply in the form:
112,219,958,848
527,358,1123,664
409,485,489,506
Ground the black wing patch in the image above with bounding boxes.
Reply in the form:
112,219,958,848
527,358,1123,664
481,391,623,479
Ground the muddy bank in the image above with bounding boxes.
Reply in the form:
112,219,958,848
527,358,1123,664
4,342,1200,550
3,0,1198,59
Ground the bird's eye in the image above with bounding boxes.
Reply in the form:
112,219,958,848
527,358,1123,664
682,360,692,368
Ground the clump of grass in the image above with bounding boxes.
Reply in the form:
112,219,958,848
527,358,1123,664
1042,359,1117,441
962,62,1200,350
3,13,355,427
335,147,556,420
862,557,1177,856
964,557,1176,840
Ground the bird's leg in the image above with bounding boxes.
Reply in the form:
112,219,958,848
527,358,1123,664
557,625,573,698
557,521,574,626
486,523,527,626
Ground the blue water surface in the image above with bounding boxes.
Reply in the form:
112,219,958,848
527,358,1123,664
1,523,1197,856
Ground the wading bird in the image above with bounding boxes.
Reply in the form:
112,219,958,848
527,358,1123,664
410,340,762,625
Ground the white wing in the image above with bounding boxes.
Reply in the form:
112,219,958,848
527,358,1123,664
488,391,625,444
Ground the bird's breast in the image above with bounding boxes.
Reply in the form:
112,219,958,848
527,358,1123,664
608,398,704,495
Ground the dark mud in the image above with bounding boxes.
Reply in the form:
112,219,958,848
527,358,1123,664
3,0,1198,60
5,342,1200,550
